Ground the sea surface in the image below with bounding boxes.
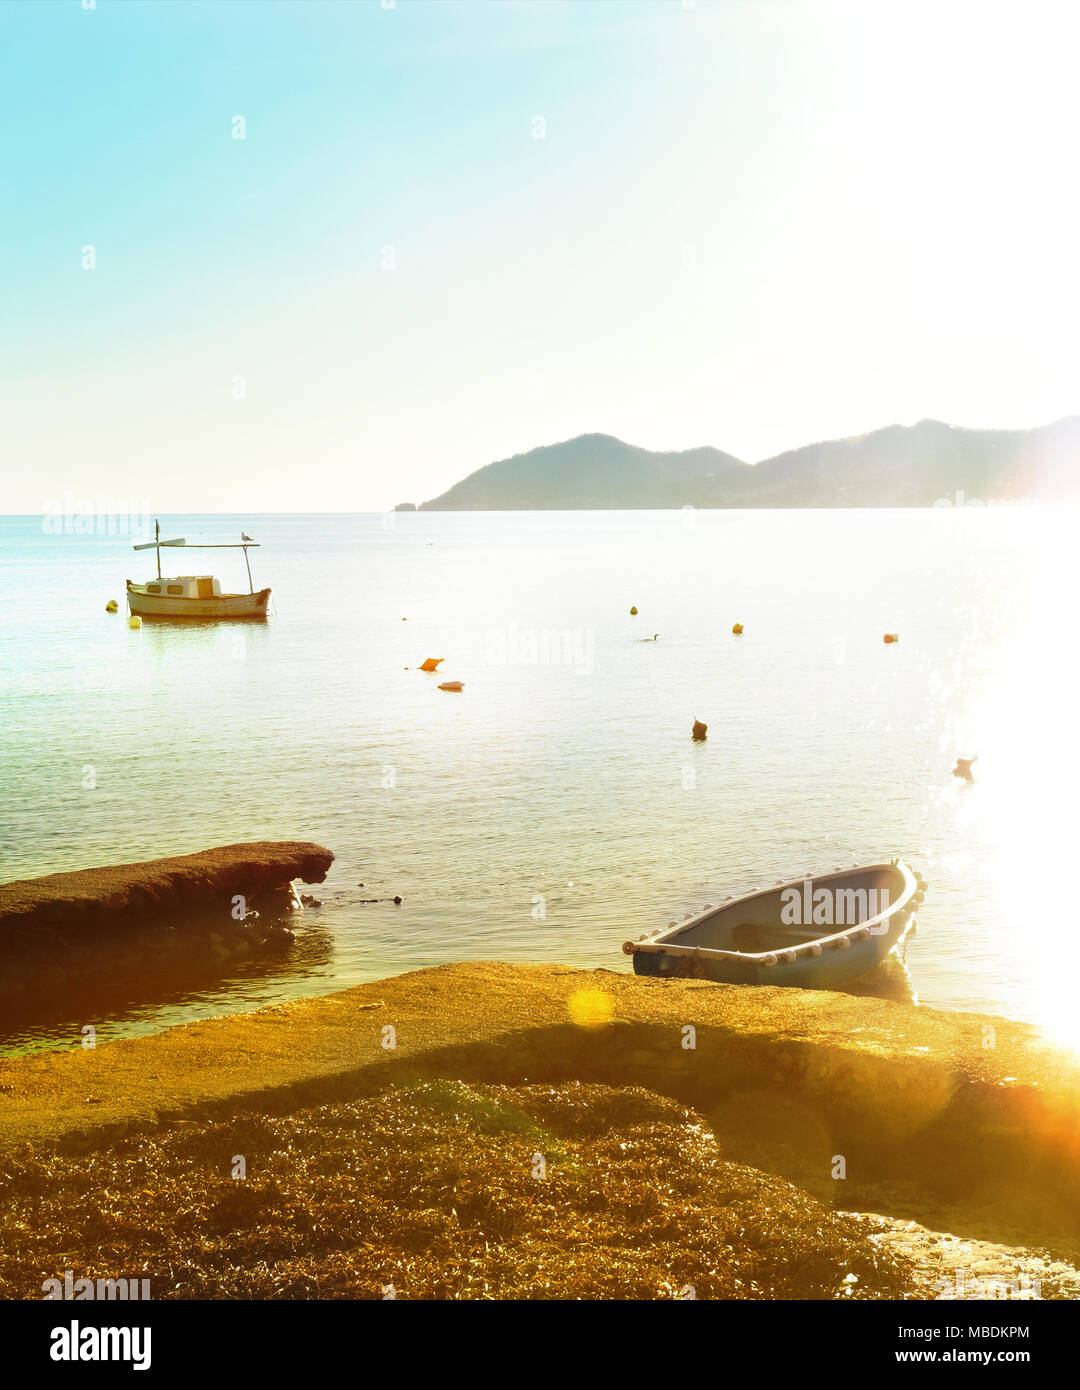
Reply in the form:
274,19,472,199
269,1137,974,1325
2,507,1077,1055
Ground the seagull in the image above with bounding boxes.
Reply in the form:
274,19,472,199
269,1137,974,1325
241,532,253,542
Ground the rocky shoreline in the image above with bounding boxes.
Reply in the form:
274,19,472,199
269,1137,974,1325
3,843,1079,1298
1,959,1079,1297
0,842,334,998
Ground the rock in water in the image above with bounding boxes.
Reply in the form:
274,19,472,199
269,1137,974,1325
692,719,708,741
0,842,335,998
0,841,334,941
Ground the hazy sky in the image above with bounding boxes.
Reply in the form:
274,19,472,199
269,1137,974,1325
4,0,1080,513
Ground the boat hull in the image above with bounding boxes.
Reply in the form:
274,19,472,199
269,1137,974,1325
627,861,924,989
126,585,271,620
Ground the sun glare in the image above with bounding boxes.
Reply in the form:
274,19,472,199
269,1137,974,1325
962,511,1080,1052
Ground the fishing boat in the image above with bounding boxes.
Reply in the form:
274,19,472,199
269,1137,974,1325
624,859,925,988
126,521,271,620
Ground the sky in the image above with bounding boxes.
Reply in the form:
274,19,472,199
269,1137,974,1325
3,0,1080,513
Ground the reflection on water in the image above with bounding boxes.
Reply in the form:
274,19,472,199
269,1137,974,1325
0,926,336,1056
1,507,1077,1055
842,937,918,1006
949,525,1080,1055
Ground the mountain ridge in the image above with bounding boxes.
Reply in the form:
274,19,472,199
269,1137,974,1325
408,417,1080,509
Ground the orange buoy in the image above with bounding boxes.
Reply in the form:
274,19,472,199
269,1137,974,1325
438,680,464,691
419,657,444,672
732,623,743,635
883,633,899,644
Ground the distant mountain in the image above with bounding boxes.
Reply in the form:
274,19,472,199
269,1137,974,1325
417,434,746,511
417,419,1080,509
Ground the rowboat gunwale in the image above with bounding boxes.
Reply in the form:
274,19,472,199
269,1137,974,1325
623,859,923,976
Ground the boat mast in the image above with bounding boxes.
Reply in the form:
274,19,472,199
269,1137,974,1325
133,527,257,592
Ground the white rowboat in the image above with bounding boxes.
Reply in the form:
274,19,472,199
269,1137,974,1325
624,860,925,988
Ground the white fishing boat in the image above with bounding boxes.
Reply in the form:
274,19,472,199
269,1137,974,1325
126,521,271,620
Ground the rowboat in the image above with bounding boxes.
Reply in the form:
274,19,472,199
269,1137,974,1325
126,521,271,621
624,860,925,988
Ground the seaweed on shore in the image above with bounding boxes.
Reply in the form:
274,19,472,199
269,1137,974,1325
0,1081,918,1300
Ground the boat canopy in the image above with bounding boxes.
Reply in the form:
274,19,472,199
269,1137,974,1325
133,520,260,590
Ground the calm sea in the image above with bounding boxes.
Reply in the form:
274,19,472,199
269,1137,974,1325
2,507,1077,1055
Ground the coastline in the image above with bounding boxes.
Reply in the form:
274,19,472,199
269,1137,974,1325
3,959,1065,1153
3,960,1080,1297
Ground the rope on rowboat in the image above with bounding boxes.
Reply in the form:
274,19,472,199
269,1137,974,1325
625,923,901,962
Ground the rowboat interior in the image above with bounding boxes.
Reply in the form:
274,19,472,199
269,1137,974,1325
674,866,905,954
626,860,926,988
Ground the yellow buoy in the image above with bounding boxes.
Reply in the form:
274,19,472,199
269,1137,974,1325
105,599,118,613
128,615,142,629
629,606,638,615
732,623,743,635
